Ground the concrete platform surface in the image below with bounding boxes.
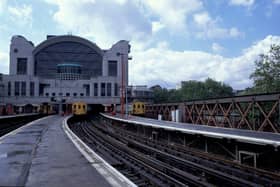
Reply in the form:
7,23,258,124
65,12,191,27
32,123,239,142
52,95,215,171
0,115,111,187
102,113,280,147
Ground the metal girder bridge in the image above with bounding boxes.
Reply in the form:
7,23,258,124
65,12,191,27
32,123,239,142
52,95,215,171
145,92,280,133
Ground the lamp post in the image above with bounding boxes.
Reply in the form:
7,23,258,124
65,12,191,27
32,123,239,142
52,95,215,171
116,52,127,118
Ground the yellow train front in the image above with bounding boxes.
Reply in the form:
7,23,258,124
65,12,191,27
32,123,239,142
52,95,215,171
39,103,55,115
72,101,87,115
132,101,145,116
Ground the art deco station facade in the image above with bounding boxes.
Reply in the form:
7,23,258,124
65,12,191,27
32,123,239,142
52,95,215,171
0,35,130,105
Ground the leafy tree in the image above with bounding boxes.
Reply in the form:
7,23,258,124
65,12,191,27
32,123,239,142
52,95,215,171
167,89,182,103
204,78,233,98
150,78,233,103
250,45,280,93
151,86,170,103
179,78,233,101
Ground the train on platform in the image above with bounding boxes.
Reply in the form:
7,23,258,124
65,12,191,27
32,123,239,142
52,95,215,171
0,101,147,117
72,101,88,116
39,103,56,115
131,101,145,116
71,101,146,116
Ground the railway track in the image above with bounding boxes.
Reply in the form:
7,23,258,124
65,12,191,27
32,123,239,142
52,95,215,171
70,120,210,186
69,116,280,186
0,114,44,137
104,121,280,185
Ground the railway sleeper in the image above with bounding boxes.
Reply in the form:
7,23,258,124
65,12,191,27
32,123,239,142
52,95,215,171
93,120,268,186
106,122,279,185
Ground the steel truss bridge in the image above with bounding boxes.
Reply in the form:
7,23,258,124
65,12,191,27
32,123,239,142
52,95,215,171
146,92,280,133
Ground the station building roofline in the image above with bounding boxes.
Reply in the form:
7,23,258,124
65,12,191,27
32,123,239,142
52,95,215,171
32,35,104,56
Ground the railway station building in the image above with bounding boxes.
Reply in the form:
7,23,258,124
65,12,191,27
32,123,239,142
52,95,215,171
0,35,130,113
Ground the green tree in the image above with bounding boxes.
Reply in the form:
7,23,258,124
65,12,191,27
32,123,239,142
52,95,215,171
150,78,233,103
167,89,182,103
250,45,280,93
204,78,233,98
179,78,233,101
151,86,170,103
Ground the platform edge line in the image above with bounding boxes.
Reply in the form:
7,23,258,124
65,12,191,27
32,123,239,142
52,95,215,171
62,116,137,187
0,115,52,141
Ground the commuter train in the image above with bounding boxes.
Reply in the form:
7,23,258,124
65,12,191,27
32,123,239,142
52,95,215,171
39,103,55,114
71,101,146,116
131,101,145,116
72,101,88,115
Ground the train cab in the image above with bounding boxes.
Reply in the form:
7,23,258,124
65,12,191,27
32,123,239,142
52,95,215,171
72,102,87,115
132,101,145,116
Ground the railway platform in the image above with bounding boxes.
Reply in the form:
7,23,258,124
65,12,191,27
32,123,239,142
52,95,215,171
103,113,280,147
101,113,280,170
0,115,133,187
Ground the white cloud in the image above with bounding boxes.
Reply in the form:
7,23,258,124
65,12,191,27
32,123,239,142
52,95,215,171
38,0,277,90
212,43,224,53
273,0,280,4
0,52,9,74
193,12,243,39
130,35,280,89
229,27,242,37
45,0,152,48
229,0,254,7
44,0,204,45
45,0,243,45
0,0,7,13
141,0,203,32
152,21,165,33
8,4,33,27
193,11,211,27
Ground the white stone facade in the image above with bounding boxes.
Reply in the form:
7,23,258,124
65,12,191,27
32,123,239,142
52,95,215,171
1,35,130,105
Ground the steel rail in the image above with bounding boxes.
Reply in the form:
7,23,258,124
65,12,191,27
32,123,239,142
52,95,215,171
70,120,211,186
93,119,265,186
109,123,280,184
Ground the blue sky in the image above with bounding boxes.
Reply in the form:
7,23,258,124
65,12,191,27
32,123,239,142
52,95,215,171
0,0,280,89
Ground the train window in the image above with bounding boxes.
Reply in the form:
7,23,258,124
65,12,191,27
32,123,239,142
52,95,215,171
45,93,49,96
80,93,84,96
73,105,76,109
142,105,144,109
73,93,77,97
83,105,85,110
52,93,56,96
78,105,81,109
59,92,63,96
66,93,70,96
137,104,140,109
